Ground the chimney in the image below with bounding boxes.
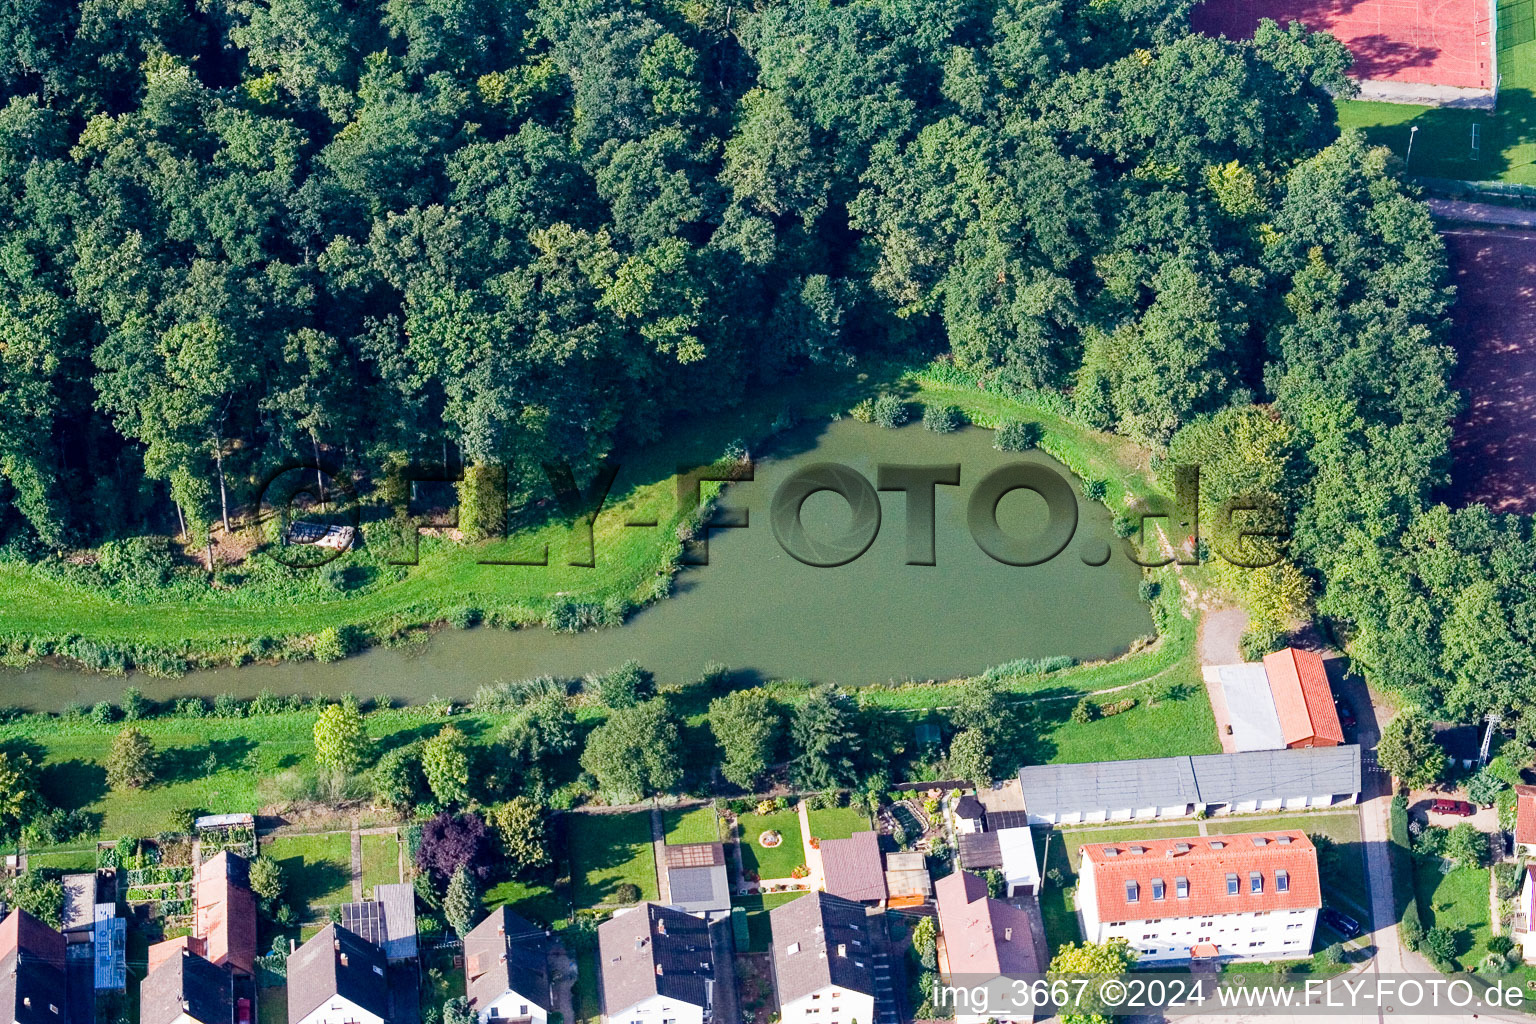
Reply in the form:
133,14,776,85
837,944,847,958
1004,928,1013,942
656,964,665,976
657,918,668,936
340,953,349,968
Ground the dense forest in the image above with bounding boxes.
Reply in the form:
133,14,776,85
0,0,1532,725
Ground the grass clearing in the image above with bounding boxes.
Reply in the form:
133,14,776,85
25,847,98,873
359,832,399,894
731,891,802,953
663,806,720,845
484,877,568,927
263,832,354,910
737,809,805,881
568,812,656,908
806,805,873,842
1414,857,1493,969
1039,830,1084,954
574,946,600,1023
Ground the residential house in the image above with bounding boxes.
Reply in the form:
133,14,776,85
767,893,877,1024
596,904,718,1024
147,852,258,980
953,809,1038,900
0,909,70,1024
1515,786,1536,857
1262,648,1344,748
287,924,392,1024
819,832,886,905
338,884,420,962
1017,746,1361,824
140,948,234,1024
933,871,1038,1024
1076,830,1320,964
463,907,551,1024
661,844,731,917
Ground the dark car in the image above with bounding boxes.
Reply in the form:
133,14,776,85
1321,908,1361,939
1335,699,1357,730
1431,798,1475,817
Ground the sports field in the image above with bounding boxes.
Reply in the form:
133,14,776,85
1440,227,1536,512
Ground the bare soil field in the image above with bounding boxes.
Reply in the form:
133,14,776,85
1441,227,1536,513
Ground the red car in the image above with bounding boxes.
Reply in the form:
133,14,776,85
1431,799,1475,817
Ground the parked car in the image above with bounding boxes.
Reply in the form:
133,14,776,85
1334,699,1357,730
1321,908,1361,939
1430,798,1475,817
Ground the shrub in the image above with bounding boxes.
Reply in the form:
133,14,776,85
922,404,964,433
249,690,285,716
586,660,655,709
1138,579,1161,602
312,627,354,662
90,701,117,725
1317,942,1344,968
1099,697,1137,717
1113,514,1138,538
994,420,1042,451
1400,898,1423,951
1069,697,1096,724
212,694,245,717
415,811,494,885
1239,627,1284,662
1467,766,1506,807
448,606,482,629
166,807,197,835
373,745,427,811
1081,479,1107,502
120,687,147,721
1489,935,1515,956
106,727,157,789
1421,927,1457,967
849,398,876,423
174,697,207,718
614,882,642,904
871,395,909,428
97,536,174,592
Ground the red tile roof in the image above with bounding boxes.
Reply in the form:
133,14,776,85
1515,786,1536,846
934,870,1039,977
197,852,258,977
145,935,206,975
0,910,64,967
820,831,886,902
1263,648,1344,747
1081,830,1320,923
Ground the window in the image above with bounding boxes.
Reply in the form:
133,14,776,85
1249,871,1263,894
1226,873,1239,896
1126,881,1140,903
1276,870,1289,893
1176,876,1189,899
1152,878,1166,901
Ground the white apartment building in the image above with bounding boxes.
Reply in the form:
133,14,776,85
1077,830,1320,964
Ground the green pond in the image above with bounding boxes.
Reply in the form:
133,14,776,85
7,418,1153,707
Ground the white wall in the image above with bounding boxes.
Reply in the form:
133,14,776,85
481,988,549,1024
605,991,707,1024
1085,906,1318,964
779,986,875,1024
293,998,387,1024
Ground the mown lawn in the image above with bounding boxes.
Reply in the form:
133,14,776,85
484,877,568,927
1414,858,1493,969
359,832,399,894
568,812,656,908
1039,830,1083,954
574,947,600,1023
732,891,802,953
738,809,805,881
263,832,354,910
663,805,720,845
806,804,873,842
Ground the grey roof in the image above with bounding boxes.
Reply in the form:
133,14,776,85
1434,722,1482,760
958,832,1003,870
769,893,879,1007
464,907,549,1015
597,904,715,1017
60,876,95,933
1216,664,1286,751
985,810,1031,831
340,885,418,961
286,924,391,1024
1018,746,1361,819
663,844,730,914
141,949,233,1024
1189,746,1362,806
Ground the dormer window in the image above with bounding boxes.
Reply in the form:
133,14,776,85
1226,873,1239,895
1125,881,1139,903
1176,876,1189,899
1276,870,1290,893
1249,871,1263,894
1151,879,1165,901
